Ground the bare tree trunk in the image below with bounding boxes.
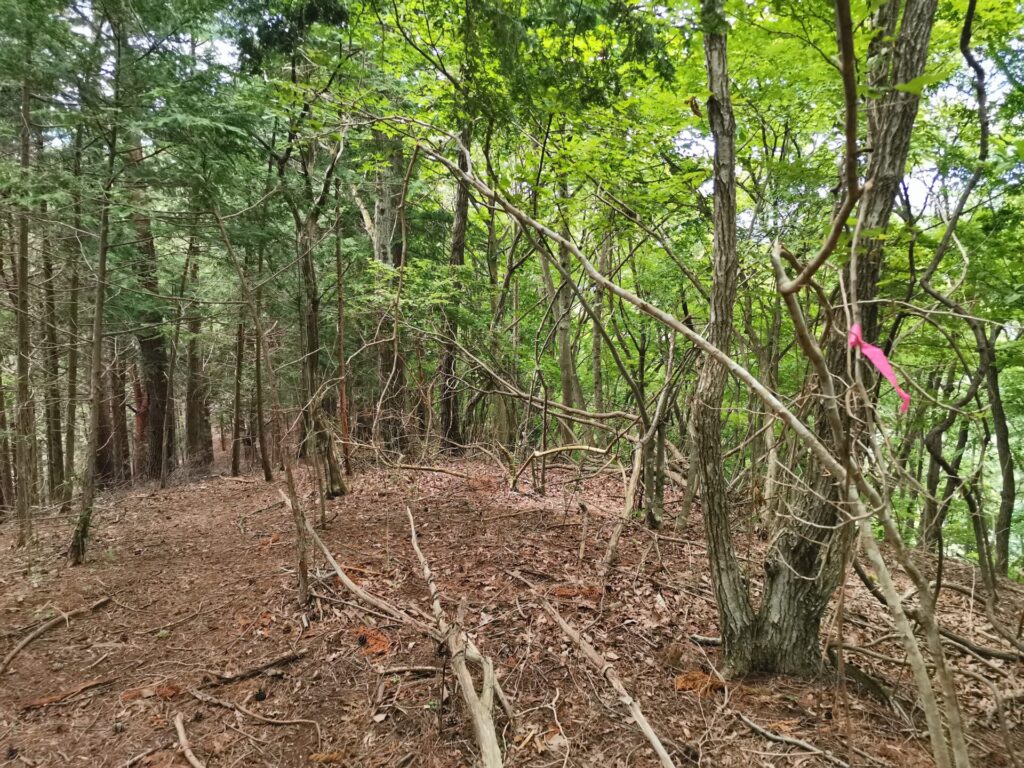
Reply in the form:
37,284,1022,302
131,364,148,477
440,126,472,454
63,127,84,509
750,0,939,674
333,183,351,476
231,318,244,477
692,0,755,671
109,343,131,484
185,258,213,470
41,210,64,502
69,105,117,563
95,342,116,489
0,374,16,514
216,212,309,604
254,252,273,481
986,327,1016,574
126,143,172,480
15,80,35,546
297,217,346,497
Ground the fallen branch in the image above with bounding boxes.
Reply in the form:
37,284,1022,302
738,713,849,767
512,571,677,768
191,688,322,749
306,514,513,721
406,506,503,768
19,677,115,710
173,712,206,768
204,648,309,687
124,742,174,767
1,596,111,673
396,463,471,480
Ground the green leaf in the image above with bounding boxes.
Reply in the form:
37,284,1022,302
893,72,945,96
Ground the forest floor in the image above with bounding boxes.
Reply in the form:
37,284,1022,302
1,452,1022,768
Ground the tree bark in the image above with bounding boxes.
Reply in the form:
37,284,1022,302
333,184,352,476
63,127,84,509
185,258,213,470
231,318,244,477
439,126,471,453
752,0,939,674
254,251,273,481
41,201,64,502
109,343,131,484
69,109,116,563
126,143,173,480
692,0,755,671
15,79,36,546
0,373,16,514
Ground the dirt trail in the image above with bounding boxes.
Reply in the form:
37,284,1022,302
1,459,1021,767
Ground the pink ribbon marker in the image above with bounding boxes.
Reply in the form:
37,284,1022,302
848,323,911,414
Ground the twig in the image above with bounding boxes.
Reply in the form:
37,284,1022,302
191,689,322,750
512,571,677,768
124,742,174,767
19,677,115,710
173,713,206,768
203,648,308,687
1,596,110,673
305,513,514,721
738,713,849,767
406,506,503,768
396,463,471,479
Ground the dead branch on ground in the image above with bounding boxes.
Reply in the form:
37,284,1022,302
1,595,110,673
191,688,323,750
512,571,677,768
406,506,503,768
173,712,206,768
738,713,849,767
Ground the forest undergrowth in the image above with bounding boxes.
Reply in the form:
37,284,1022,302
2,452,1021,768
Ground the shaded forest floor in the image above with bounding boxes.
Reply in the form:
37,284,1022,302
2,453,1022,767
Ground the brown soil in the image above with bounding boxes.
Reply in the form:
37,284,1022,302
2,456,1022,767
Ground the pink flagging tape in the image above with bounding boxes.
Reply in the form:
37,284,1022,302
848,323,911,414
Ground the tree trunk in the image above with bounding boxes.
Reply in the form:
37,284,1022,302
127,143,172,480
109,343,131,484
185,259,213,470
69,113,116,563
231,319,244,477
439,126,471,453
131,364,148,477
752,0,939,674
41,207,64,502
986,327,1016,574
334,184,352,476
14,80,35,546
95,343,116,489
298,217,346,497
693,0,755,672
0,374,16,514
254,250,273,481
63,127,84,509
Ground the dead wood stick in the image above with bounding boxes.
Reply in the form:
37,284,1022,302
304,516,434,634
18,676,115,710
1,596,110,673
124,742,174,767
173,713,206,768
738,713,849,767
191,689,322,749
396,463,471,479
204,648,308,687
512,571,676,768
406,506,503,768
306,514,513,721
